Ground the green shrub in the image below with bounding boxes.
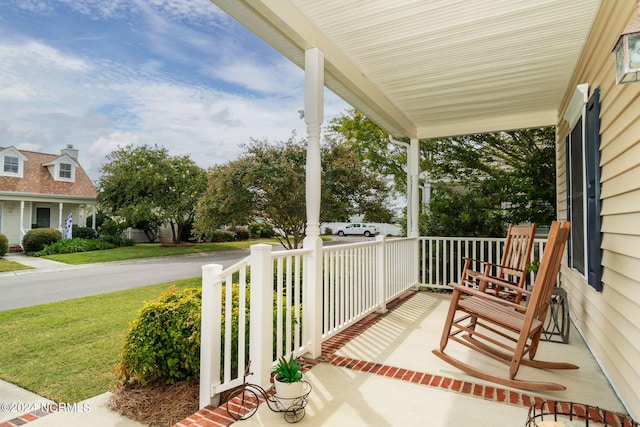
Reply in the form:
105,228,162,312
248,223,261,238
122,238,136,247
72,227,97,240
232,227,250,241
0,233,8,257
324,227,333,235
260,226,275,238
99,234,124,246
208,230,235,242
22,228,62,254
115,282,302,386
116,286,202,385
33,238,115,256
100,218,126,244
248,222,275,238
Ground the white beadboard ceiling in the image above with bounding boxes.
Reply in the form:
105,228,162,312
210,0,602,138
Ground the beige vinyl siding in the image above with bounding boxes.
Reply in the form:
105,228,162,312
1,202,22,246
557,0,640,418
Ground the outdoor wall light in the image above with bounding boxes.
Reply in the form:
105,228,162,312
613,1,640,84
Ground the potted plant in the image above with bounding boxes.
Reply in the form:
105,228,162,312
272,354,304,400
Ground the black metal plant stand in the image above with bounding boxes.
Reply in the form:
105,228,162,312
526,400,639,426
541,287,570,343
225,363,312,423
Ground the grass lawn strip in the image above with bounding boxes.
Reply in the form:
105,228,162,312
0,259,32,272
42,240,270,264
0,277,201,402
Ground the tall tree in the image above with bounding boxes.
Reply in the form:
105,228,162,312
327,109,408,194
423,128,556,234
328,109,556,236
193,137,392,249
98,144,207,244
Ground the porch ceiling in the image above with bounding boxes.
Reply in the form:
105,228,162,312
210,0,602,138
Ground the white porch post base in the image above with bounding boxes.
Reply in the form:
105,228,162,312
249,243,274,389
199,263,223,409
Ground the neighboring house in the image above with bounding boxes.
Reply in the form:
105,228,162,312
209,0,640,417
0,144,97,249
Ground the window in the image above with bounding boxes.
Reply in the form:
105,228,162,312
565,85,602,291
0,148,26,177
59,163,72,179
3,156,19,174
36,208,51,228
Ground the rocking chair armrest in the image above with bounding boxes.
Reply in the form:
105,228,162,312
462,272,521,292
463,260,528,279
464,273,532,296
449,281,524,311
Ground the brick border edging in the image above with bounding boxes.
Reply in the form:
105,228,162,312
0,409,50,427
174,290,556,427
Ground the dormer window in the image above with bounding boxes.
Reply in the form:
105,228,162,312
4,156,19,174
42,154,78,182
0,147,28,178
59,163,72,179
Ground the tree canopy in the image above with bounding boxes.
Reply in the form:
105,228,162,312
328,109,556,237
97,144,207,243
193,137,393,249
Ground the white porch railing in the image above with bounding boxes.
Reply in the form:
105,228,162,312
320,236,417,340
199,236,418,408
199,235,547,408
418,236,547,289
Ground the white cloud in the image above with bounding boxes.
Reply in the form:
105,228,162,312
202,59,304,94
89,130,138,158
0,0,350,182
0,41,90,72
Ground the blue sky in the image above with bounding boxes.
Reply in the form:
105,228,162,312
0,0,348,180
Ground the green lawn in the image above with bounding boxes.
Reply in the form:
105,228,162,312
0,259,32,272
42,240,271,264
0,278,201,402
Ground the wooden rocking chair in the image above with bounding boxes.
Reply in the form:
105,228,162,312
462,223,537,304
432,221,576,391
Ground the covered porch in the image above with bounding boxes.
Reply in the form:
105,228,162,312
183,281,627,426
185,235,634,426
188,0,640,423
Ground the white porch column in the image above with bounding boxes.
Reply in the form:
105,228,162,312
19,201,25,241
92,205,96,230
302,47,324,359
389,136,411,237
58,202,64,231
409,138,420,238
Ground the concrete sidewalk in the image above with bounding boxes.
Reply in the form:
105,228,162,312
2,252,78,273
0,381,145,427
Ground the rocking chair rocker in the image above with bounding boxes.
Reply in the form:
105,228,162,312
432,221,576,391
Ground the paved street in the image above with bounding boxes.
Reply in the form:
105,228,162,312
0,236,376,311
0,250,250,311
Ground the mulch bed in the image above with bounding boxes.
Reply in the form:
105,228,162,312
109,380,199,427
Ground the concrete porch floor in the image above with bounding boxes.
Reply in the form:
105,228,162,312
180,290,631,427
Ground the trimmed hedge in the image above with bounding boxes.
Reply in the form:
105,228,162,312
22,228,62,254
0,233,8,257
